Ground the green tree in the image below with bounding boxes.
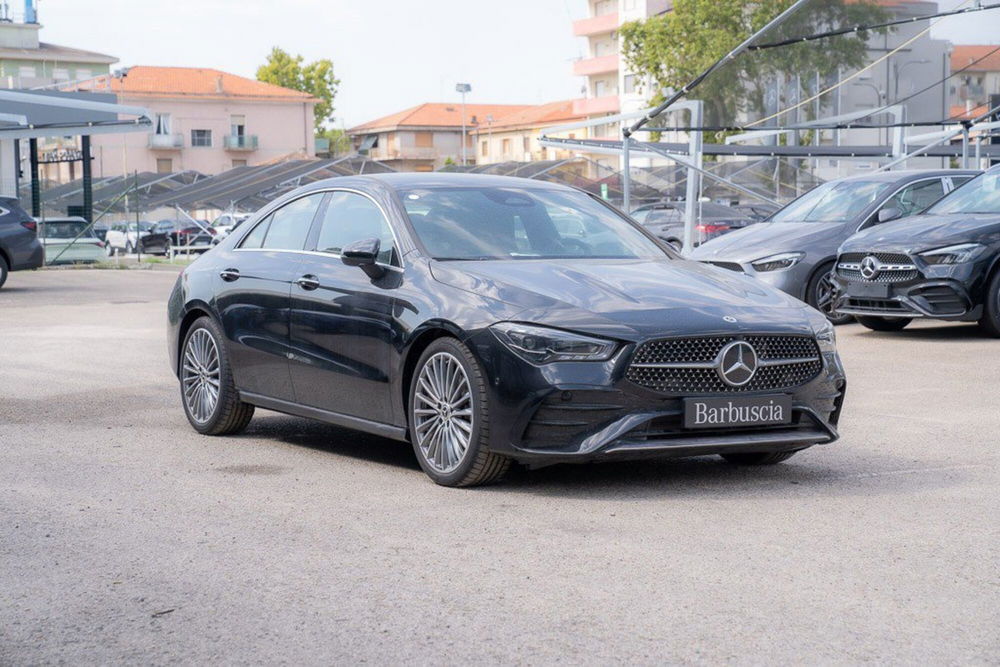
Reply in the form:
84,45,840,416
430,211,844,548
620,0,890,141
257,47,340,129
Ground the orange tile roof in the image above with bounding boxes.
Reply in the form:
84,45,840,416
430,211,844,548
951,45,1000,73
70,66,317,102
950,103,989,120
349,102,533,133
484,99,586,130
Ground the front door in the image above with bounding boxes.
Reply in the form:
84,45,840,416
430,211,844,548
288,190,400,423
215,192,325,401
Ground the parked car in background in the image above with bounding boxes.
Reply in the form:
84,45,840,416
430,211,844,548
38,217,105,265
211,213,250,240
630,200,761,250
105,221,171,256
0,196,43,288
168,173,846,487
688,170,979,324
833,166,1000,336
154,220,215,251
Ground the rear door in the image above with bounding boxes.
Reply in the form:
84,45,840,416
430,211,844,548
287,190,401,423
215,193,325,402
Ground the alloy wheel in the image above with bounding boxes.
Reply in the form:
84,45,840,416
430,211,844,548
412,352,474,474
814,270,837,316
182,328,221,423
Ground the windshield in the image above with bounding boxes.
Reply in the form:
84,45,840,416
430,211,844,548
927,171,1000,215
400,186,667,261
42,222,94,239
770,180,891,223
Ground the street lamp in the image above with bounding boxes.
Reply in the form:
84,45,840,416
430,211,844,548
853,76,886,144
456,83,472,166
893,58,930,100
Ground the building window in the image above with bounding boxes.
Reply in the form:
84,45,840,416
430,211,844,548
623,74,637,95
481,140,488,156
414,131,434,148
230,114,246,137
502,138,511,154
18,65,36,79
52,68,70,81
522,137,531,153
156,158,173,173
232,159,247,168
155,113,171,135
75,69,92,80
191,129,212,147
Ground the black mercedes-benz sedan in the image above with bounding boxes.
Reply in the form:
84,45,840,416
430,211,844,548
833,166,1000,335
167,173,846,486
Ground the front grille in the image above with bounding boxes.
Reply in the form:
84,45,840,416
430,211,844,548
840,252,911,265
626,335,822,394
707,261,744,273
838,251,918,283
845,298,912,313
838,267,918,283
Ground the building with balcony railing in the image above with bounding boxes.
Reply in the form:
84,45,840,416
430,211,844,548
69,66,316,176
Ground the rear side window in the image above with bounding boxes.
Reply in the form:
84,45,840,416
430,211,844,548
261,194,324,250
883,179,946,218
239,216,270,249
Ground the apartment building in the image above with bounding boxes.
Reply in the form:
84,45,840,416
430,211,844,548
72,66,317,176
0,4,116,89
348,103,533,171
473,100,586,164
950,45,1000,119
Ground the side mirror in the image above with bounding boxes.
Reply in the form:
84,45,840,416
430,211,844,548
341,237,385,279
877,207,901,223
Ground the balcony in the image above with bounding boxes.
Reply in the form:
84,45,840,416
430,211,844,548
572,12,618,36
572,54,619,77
573,96,621,116
148,133,183,150
224,134,259,151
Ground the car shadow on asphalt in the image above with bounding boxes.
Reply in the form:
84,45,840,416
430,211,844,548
242,414,968,500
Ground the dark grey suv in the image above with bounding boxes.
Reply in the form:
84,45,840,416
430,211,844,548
0,197,43,288
689,170,979,323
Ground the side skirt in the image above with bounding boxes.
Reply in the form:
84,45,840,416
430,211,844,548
240,391,409,442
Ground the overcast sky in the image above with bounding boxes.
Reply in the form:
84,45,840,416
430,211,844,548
36,0,998,128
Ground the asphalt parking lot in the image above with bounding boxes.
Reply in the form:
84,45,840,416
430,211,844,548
1,268,997,664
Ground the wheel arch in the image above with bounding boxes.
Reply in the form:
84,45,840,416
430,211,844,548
399,322,466,430
0,245,11,270
175,301,216,375
804,256,838,301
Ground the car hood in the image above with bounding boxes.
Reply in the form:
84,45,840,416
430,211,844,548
842,213,1000,253
430,258,816,341
688,221,847,263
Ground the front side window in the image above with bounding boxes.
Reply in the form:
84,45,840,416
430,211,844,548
881,179,945,219
927,170,1000,215
400,186,666,261
771,180,891,223
260,194,324,250
314,192,396,265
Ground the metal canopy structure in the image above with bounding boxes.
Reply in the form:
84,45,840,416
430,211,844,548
138,155,395,213
23,171,206,218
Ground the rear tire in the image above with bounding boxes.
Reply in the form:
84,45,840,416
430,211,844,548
408,338,510,487
721,450,799,465
179,316,254,435
0,254,8,289
978,269,1000,338
856,315,912,332
807,262,852,325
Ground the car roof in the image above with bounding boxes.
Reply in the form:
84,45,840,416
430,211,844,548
833,169,979,184
303,171,581,193
40,217,87,222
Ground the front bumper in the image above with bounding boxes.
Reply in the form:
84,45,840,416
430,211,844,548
696,259,813,301
831,260,986,322
467,331,846,466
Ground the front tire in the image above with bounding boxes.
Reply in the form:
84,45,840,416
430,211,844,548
807,262,852,325
721,450,799,465
0,254,8,289
408,338,510,487
180,316,254,435
978,269,1000,338
856,315,912,332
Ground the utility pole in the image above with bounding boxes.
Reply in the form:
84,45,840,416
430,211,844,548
456,83,471,166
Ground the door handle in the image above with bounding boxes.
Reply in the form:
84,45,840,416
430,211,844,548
220,268,240,282
295,274,320,291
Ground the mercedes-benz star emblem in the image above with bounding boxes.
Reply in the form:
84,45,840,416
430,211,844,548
860,255,881,281
723,316,738,323
716,341,758,387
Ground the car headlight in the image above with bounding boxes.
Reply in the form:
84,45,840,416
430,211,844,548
917,243,985,265
490,322,617,364
812,318,837,353
751,252,804,272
